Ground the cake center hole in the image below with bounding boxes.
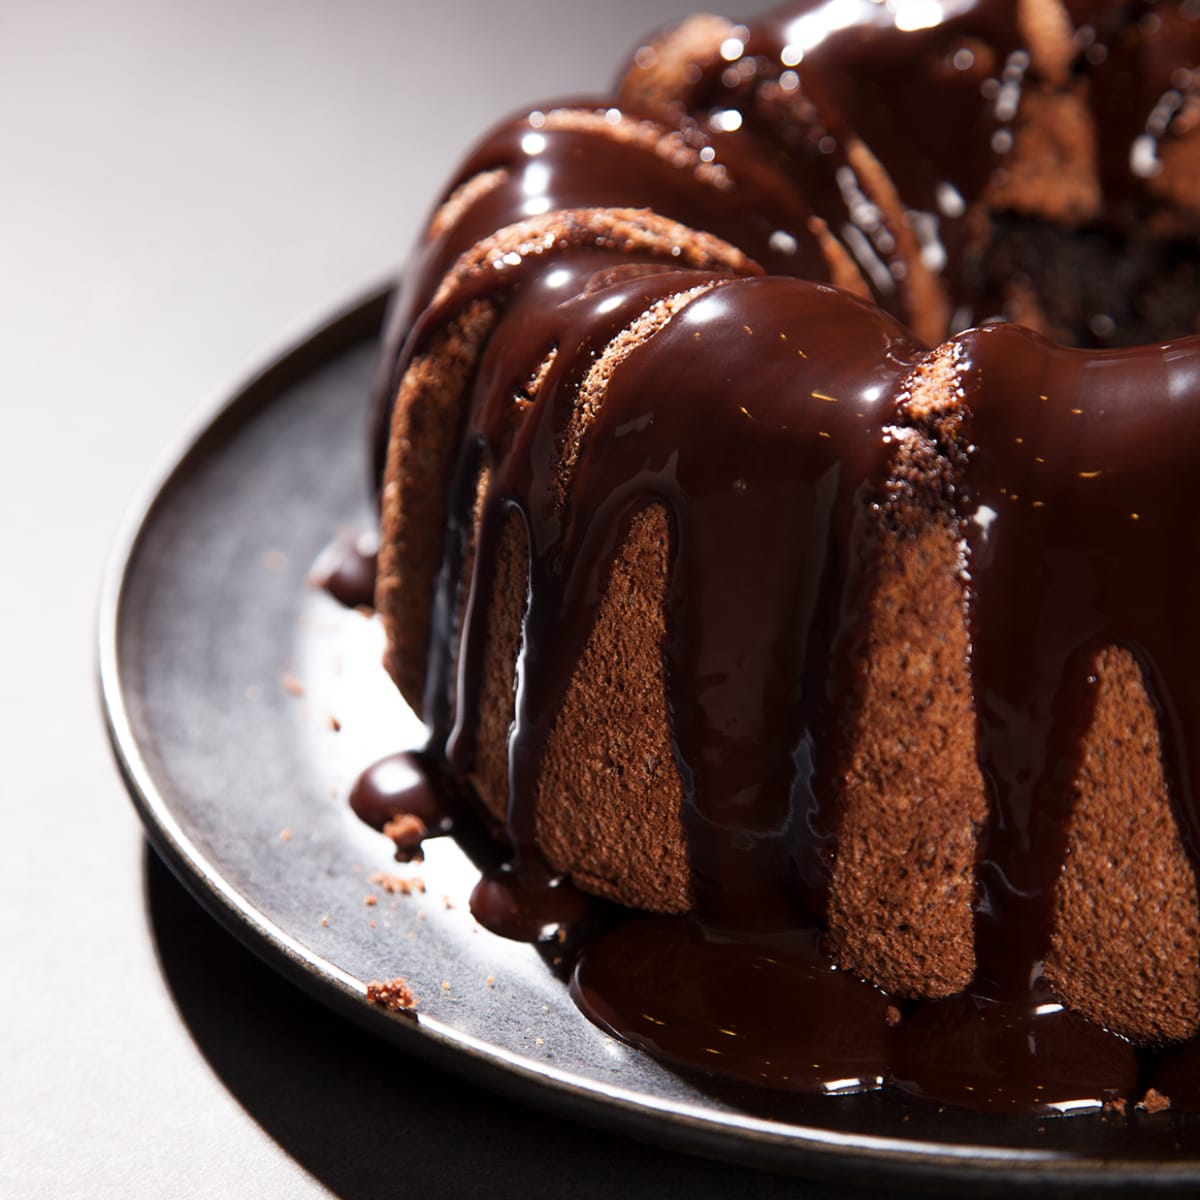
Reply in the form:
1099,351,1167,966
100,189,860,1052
970,214,1200,348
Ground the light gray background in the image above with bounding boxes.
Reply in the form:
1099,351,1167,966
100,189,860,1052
3,2,932,1195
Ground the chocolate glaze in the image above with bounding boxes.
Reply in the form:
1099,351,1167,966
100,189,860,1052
439,269,920,917
572,916,892,1094
368,1,1200,1110
889,992,1137,1115
1080,2,1200,227
678,1,1200,319
313,529,379,609
418,260,930,1092
598,279,918,929
373,1,1200,477
1152,1036,1200,1110
426,257,1196,1104
892,328,1200,1109
671,0,1024,316
470,861,592,943
958,326,1200,989
349,751,448,833
370,99,833,483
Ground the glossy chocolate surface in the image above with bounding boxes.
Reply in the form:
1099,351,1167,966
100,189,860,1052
368,0,1200,1112
665,0,1200,326
349,750,447,833
312,529,379,609
572,917,893,1094
957,326,1200,997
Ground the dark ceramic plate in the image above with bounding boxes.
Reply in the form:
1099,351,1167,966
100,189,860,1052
100,291,1200,1196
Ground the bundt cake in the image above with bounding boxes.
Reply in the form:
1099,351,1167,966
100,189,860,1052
363,0,1200,1113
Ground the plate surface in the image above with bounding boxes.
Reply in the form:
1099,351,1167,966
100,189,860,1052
101,292,1200,1196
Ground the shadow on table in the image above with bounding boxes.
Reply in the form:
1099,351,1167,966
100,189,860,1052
143,844,901,1200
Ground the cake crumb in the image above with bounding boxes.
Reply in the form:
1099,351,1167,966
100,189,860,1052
486,975,495,988
279,828,293,843
443,895,455,910
281,672,305,697
367,977,417,1015
364,894,378,908
536,1037,545,1047
319,915,330,927
1138,1088,1171,1114
441,979,451,991
368,870,425,896
555,927,568,944
328,714,342,732
383,812,427,860
1105,1096,1128,1117
383,812,427,846
885,1005,901,1027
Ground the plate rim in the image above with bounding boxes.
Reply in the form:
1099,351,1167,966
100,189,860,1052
97,288,1200,1196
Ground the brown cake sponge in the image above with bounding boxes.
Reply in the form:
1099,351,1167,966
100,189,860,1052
536,504,691,911
378,300,496,713
468,503,525,831
1045,646,1200,1044
828,519,985,999
466,499,692,913
619,13,736,121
